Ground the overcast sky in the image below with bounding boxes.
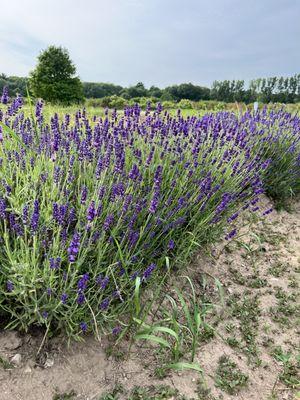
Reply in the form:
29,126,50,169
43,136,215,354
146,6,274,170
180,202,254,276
0,0,299,87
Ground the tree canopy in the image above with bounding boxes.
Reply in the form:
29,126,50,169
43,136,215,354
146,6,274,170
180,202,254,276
29,46,83,104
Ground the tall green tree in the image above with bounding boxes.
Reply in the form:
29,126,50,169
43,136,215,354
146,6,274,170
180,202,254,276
29,46,83,104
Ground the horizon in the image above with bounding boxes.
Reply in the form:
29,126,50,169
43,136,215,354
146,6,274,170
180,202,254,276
0,0,299,87
1,71,299,90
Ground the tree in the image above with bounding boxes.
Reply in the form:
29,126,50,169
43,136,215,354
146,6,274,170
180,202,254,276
164,83,210,101
82,82,123,98
29,46,83,104
126,82,147,98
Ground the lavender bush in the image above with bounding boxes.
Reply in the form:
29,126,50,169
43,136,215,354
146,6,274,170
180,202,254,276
0,90,299,338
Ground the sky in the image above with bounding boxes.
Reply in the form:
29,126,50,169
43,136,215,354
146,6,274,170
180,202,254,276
0,0,299,88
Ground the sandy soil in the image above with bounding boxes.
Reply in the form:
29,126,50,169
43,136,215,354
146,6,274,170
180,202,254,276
0,196,299,400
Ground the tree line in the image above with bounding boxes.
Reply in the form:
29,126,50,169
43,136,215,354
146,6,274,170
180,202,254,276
1,46,299,104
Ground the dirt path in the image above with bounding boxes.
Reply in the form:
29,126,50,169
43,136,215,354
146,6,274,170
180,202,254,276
0,197,299,400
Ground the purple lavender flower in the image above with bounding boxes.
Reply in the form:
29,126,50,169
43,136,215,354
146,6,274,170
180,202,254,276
168,239,175,250
149,166,163,214
96,275,109,289
30,200,40,234
128,164,140,180
79,322,88,332
22,205,29,225
1,86,9,104
103,214,114,231
100,298,110,310
262,207,273,216
77,292,85,305
6,280,14,292
143,263,156,280
227,212,239,223
68,232,81,262
0,197,7,219
77,273,89,291
81,186,88,204
49,257,61,270
112,326,122,335
35,100,44,125
87,201,96,222
42,311,49,319
225,228,237,240
61,293,68,304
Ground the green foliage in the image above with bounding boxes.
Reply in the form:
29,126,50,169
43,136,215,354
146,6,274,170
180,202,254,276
98,384,182,400
53,390,77,400
271,347,300,388
211,74,300,103
29,46,84,104
0,74,28,97
133,276,218,375
0,355,14,370
164,83,211,101
2,68,300,104
215,355,249,394
83,82,123,98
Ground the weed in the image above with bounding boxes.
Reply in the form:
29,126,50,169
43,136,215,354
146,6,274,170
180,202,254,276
272,347,300,389
268,262,288,277
0,355,14,370
129,385,178,400
53,391,77,400
228,292,260,358
196,380,216,400
226,336,240,348
215,355,249,394
133,276,213,373
270,287,299,327
98,384,124,400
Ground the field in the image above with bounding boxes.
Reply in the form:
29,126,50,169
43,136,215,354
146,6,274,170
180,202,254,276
0,99,299,400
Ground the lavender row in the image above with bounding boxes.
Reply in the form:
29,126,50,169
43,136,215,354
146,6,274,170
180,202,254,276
0,91,299,337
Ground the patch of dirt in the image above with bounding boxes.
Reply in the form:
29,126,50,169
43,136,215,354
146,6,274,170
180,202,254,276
0,196,299,400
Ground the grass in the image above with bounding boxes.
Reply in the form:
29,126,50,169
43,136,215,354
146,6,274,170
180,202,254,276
132,276,213,374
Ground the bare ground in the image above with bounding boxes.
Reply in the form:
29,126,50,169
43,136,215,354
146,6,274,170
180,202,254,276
0,196,299,400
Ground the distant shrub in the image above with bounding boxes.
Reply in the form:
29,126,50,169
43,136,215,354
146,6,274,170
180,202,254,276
162,100,176,109
178,99,193,109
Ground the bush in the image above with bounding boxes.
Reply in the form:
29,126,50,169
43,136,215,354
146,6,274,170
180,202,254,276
161,100,176,109
177,99,193,109
0,95,299,339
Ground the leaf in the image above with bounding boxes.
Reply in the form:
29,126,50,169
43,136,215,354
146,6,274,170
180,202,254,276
132,317,150,330
165,256,170,270
134,333,171,348
0,122,26,148
134,276,141,316
151,326,179,341
167,362,203,373
194,311,202,331
175,288,193,332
